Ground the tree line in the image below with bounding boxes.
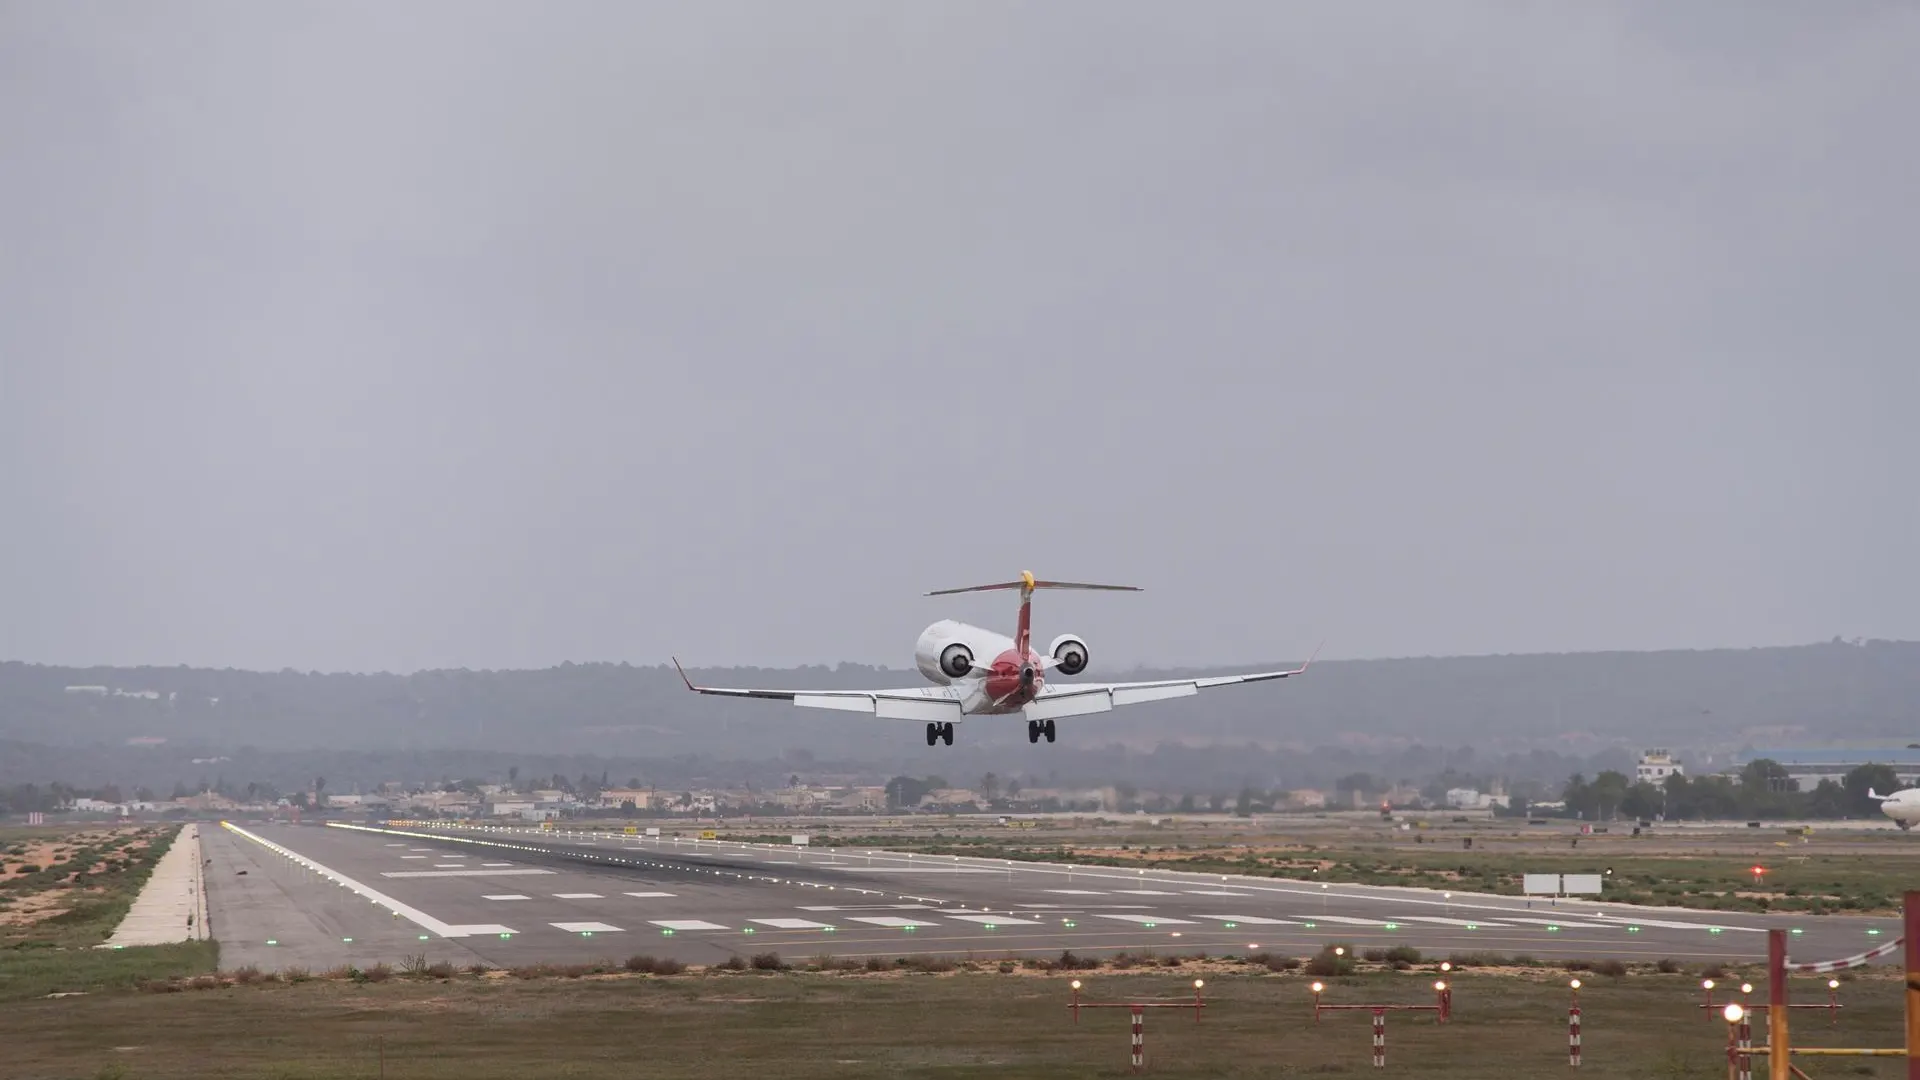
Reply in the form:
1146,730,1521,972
1556,760,1903,822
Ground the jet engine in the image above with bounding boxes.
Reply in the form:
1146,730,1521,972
914,623,977,684
1048,634,1089,676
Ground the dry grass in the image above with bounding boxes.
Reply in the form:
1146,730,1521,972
0,956,1910,1079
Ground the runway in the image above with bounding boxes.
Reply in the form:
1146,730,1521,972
200,820,1907,974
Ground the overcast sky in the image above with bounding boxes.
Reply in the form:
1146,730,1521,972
3,2,1916,675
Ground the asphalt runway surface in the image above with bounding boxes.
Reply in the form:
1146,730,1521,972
199,820,1908,975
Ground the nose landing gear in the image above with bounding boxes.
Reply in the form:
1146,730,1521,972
1026,718,1056,744
924,721,955,746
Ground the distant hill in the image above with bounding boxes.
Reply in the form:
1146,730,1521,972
4,639,1913,761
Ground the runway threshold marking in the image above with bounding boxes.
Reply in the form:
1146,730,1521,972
623,891,676,898
552,922,623,933
217,821,518,939
652,920,728,931
751,918,835,930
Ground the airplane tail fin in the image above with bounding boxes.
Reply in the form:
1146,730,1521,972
926,571,1140,658
1868,787,1889,801
925,572,1142,597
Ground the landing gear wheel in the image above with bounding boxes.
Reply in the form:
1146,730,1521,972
942,722,955,745
928,721,955,746
926,722,939,746
1043,718,1056,743
1027,720,1040,744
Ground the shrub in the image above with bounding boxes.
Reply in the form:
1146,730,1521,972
749,951,786,971
1384,945,1422,965
1593,959,1628,978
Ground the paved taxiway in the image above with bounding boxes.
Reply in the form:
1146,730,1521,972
201,820,1906,974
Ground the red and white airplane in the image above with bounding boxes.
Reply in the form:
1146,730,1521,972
673,571,1316,746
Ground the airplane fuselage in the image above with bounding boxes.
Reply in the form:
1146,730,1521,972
1877,788,1920,830
913,619,1049,715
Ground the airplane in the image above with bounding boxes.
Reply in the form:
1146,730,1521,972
1866,785,1920,831
671,571,1317,747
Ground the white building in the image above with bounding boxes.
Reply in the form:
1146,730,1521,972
1636,749,1684,786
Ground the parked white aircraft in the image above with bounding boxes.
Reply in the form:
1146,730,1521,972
1867,786,1920,830
673,571,1316,747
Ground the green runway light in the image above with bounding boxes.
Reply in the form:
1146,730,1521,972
1791,928,1804,935
1466,924,1478,930
1710,928,1724,934
419,934,430,940
1224,922,1238,929
267,939,278,945
1628,926,1640,933
743,928,755,934
1064,920,1076,928
1868,928,1882,935
663,929,675,935
1547,925,1560,931
343,937,353,943
1385,922,1400,930
1304,921,1316,928
500,933,511,939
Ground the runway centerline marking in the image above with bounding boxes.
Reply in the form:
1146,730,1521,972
381,869,556,878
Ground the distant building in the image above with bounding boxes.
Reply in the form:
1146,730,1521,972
1636,749,1684,786
1729,748,1920,790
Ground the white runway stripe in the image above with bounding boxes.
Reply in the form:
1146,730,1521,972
1090,913,1197,925
847,916,938,927
623,891,676,898
1184,890,1255,896
1397,916,1510,927
554,893,604,899
1501,917,1613,929
1306,915,1392,925
484,894,530,901
944,914,1043,925
1193,914,1297,925
552,921,623,933
1044,889,1107,895
1112,889,1181,895
482,863,513,867
1589,916,1762,933
750,918,835,930
651,920,728,931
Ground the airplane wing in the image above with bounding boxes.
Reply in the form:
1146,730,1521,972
671,658,964,722
1022,648,1319,723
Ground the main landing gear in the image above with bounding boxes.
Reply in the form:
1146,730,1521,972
925,721,954,746
1027,718,1056,744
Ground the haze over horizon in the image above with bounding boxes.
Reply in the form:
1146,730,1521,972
5,3,1916,676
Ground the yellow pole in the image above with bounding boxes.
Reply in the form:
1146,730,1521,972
1770,929,1790,1080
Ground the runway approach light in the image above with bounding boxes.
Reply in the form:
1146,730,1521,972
1724,1003,1745,1024
1829,978,1840,989
1569,979,1581,990
1440,962,1452,972
1741,983,1754,995
1193,979,1204,989
1071,980,1082,990
1703,979,1715,990
1311,981,1325,993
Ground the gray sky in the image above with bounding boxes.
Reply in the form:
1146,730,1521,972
3,2,1916,675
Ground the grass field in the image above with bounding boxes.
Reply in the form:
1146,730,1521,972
0,823,221,1005
698,816,1920,916
1,958,1910,1079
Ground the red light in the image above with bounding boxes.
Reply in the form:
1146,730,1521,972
1752,866,1764,875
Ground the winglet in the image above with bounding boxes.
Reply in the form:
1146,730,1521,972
671,656,696,691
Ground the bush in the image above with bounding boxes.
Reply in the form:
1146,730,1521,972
1384,945,1422,965
1593,959,1627,978
749,951,787,971
1656,958,1681,974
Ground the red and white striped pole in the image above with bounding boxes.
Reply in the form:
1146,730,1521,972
1569,979,1583,1067
1131,1006,1144,1073
1745,1013,1756,1080
1372,1008,1386,1068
